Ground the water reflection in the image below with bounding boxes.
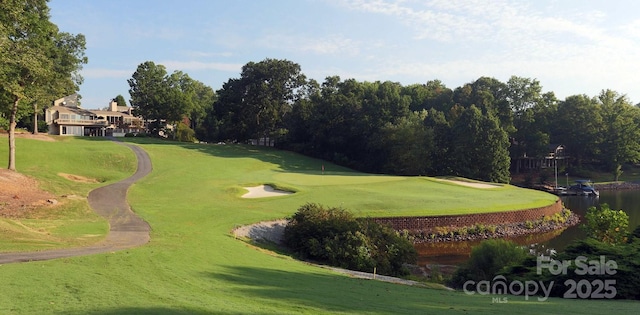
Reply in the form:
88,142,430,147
416,190,640,266
416,228,566,266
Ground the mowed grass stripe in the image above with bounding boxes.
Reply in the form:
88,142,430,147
0,137,637,314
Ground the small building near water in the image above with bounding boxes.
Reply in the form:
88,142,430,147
512,144,567,173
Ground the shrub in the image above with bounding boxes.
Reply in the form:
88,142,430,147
448,239,528,288
176,122,196,142
583,203,629,245
284,203,417,276
629,225,640,243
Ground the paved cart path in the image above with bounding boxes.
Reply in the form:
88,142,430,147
0,141,151,264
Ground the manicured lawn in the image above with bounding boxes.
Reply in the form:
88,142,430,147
0,137,136,252
0,137,637,314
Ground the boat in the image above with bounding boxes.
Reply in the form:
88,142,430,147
567,179,599,196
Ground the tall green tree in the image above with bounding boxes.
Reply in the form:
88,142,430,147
450,105,510,183
32,31,87,134
128,62,193,136
506,76,542,114
188,80,216,139
554,94,602,168
454,77,513,133
214,58,306,143
1,0,85,170
596,90,640,181
129,61,169,135
376,110,433,175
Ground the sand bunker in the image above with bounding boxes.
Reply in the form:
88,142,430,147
436,179,499,189
233,219,287,243
242,185,293,198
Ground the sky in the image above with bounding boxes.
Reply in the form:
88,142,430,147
48,0,640,108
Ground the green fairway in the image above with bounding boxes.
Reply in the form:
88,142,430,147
0,137,637,314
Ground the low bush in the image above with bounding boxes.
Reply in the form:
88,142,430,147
448,239,528,288
283,203,417,276
176,122,196,142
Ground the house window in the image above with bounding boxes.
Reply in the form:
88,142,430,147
61,114,69,120
61,126,82,136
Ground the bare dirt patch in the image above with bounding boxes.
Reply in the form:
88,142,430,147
58,173,100,183
0,131,55,142
0,169,57,218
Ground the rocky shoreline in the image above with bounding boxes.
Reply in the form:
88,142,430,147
409,212,580,244
595,182,640,190
235,212,580,246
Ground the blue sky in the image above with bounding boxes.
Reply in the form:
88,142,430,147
49,0,640,108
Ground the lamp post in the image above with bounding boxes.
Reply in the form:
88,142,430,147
554,147,558,190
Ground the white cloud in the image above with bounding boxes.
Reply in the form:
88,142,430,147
159,60,243,73
258,33,362,56
182,50,234,58
82,68,132,79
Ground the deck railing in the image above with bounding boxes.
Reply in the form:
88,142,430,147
55,119,108,126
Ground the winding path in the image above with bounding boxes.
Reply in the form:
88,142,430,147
0,141,152,264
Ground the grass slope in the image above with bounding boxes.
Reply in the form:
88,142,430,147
0,137,136,251
0,138,637,314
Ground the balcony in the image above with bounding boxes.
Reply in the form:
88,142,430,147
55,119,108,126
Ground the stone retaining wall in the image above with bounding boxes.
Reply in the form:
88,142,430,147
372,199,562,232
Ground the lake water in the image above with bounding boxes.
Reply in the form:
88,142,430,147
417,190,640,267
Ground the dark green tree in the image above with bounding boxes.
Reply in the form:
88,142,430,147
554,94,602,168
128,61,194,136
1,0,85,170
596,90,640,181
404,80,453,113
454,77,513,133
506,76,543,114
113,94,127,107
216,58,306,143
188,80,216,140
376,110,434,175
450,105,510,183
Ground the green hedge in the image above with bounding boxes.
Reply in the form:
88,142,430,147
284,203,417,276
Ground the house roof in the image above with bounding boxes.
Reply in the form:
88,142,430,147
91,110,136,118
52,106,96,117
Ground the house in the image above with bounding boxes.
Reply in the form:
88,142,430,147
512,144,567,173
45,95,143,137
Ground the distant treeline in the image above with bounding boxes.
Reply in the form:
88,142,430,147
37,58,640,183
199,59,640,183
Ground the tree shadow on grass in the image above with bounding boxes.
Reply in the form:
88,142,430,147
118,137,374,176
65,307,220,315
201,265,458,314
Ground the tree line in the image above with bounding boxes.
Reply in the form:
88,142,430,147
197,58,640,183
